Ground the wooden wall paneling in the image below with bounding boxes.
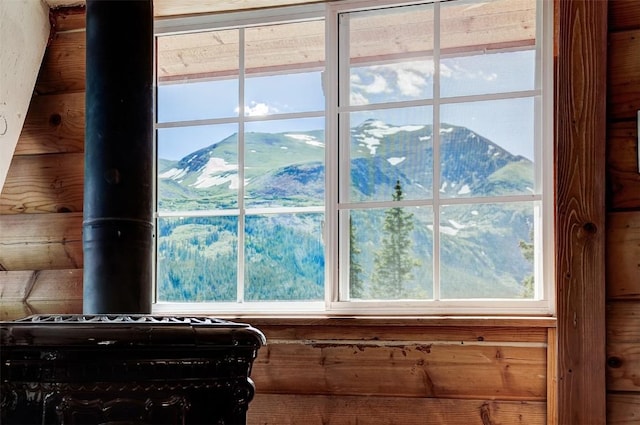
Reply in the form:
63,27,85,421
0,152,84,214
608,393,640,425
16,92,85,156
556,0,608,423
251,341,546,400
546,327,557,425
609,0,640,33
248,394,546,425
0,269,82,320
607,212,640,298
51,7,86,33
35,30,86,95
27,268,83,315
0,272,38,319
607,342,640,392
607,122,640,210
607,301,640,345
0,212,83,270
608,29,640,121
251,322,550,343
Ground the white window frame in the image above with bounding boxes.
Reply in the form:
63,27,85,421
152,0,555,317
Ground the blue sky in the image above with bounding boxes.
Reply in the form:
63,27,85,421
157,49,537,161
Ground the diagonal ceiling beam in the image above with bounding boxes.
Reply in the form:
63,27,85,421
0,0,50,193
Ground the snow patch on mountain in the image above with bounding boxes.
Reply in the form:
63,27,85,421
387,157,406,166
159,168,187,180
285,133,325,148
189,157,239,189
363,120,425,138
457,184,471,195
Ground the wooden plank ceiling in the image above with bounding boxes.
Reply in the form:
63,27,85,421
45,0,536,84
46,0,332,16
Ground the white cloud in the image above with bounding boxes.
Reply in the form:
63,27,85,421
236,101,278,116
350,92,369,106
396,68,427,97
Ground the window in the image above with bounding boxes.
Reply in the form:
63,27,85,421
153,0,554,315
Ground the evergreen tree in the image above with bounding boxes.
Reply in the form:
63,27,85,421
372,180,419,298
519,236,534,298
349,215,364,298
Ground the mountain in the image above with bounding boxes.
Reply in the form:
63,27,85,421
157,121,535,301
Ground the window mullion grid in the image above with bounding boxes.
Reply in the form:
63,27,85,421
325,6,340,306
432,0,441,302
336,12,353,302
237,27,246,304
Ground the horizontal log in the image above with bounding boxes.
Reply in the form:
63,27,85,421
35,30,86,95
608,29,640,121
0,212,83,270
0,269,82,320
51,7,86,33
17,92,85,155
0,152,83,214
253,323,549,343
607,301,640,344
608,393,640,425
607,122,640,210
606,212,640,298
607,342,640,392
609,1,640,33
248,394,546,425
251,340,546,400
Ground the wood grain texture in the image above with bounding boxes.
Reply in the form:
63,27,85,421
251,322,550,343
546,328,557,425
0,212,83,270
51,6,86,33
608,393,640,425
251,341,546,400
35,30,86,95
606,212,640,298
0,152,84,214
0,269,82,320
606,301,640,344
606,342,640,392
608,29,640,121
17,92,85,156
248,394,546,425
555,0,607,423
607,121,640,210
609,0,640,33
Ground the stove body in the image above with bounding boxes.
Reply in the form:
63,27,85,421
0,315,265,425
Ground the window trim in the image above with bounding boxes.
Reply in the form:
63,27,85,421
152,0,555,317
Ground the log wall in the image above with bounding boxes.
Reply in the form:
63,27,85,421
607,2,640,423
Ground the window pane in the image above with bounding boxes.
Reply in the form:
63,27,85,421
345,4,434,105
245,118,325,208
245,213,324,301
439,202,535,299
157,124,239,211
245,71,324,115
347,206,433,300
157,79,239,123
157,216,238,302
345,107,433,202
157,29,239,122
441,50,535,98
439,97,535,198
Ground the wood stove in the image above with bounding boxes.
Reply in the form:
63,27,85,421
1,2,265,424
0,314,265,424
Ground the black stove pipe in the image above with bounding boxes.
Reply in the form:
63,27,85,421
83,0,154,314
